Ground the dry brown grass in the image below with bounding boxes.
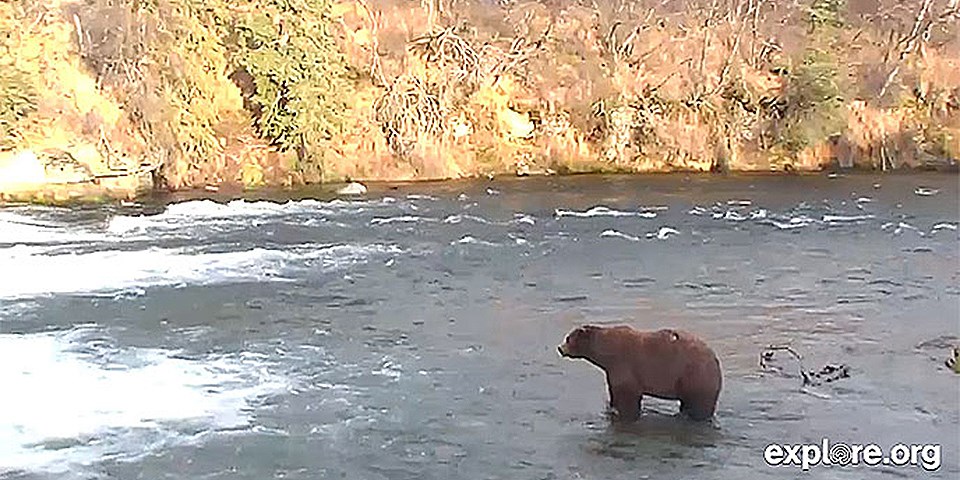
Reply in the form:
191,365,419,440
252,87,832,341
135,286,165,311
3,0,957,201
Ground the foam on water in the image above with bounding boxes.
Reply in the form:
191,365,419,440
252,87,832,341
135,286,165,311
167,199,304,217
107,198,389,236
687,206,709,216
0,327,289,477
555,206,657,218
442,214,494,225
452,235,500,247
688,200,892,232
647,227,680,240
163,198,391,218
405,194,438,201
822,214,876,223
512,213,536,226
0,243,400,300
441,213,533,227
0,212,106,245
719,210,748,221
1,199,396,246
764,218,813,230
370,215,436,225
599,229,641,242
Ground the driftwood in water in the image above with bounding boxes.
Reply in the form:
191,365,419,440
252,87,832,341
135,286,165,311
759,344,850,388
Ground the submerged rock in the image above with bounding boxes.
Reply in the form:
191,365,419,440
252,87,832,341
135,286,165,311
337,182,367,196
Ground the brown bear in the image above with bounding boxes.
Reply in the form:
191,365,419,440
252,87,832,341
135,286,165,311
558,325,722,422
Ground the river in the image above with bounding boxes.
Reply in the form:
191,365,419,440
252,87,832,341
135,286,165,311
1,173,957,479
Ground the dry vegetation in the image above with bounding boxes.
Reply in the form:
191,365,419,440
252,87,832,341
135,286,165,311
0,0,957,198
330,0,958,178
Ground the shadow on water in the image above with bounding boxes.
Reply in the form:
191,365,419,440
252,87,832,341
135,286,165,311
584,409,725,459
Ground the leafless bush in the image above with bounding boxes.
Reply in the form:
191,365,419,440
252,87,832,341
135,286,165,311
409,26,481,84
373,76,444,156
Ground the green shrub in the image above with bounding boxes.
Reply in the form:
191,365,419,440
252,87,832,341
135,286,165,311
779,0,847,153
225,0,352,174
0,68,36,148
75,0,351,185
0,3,38,148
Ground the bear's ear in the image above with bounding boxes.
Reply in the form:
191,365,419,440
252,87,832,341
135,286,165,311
578,325,601,336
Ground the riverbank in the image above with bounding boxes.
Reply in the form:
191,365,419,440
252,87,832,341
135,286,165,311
1,0,957,205
2,160,957,207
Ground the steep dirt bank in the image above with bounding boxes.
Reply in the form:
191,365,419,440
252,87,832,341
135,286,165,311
0,0,957,204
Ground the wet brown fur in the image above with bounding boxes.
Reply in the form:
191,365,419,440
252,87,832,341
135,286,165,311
558,325,722,422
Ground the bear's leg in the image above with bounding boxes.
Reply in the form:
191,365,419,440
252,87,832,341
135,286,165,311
608,384,640,421
679,397,716,421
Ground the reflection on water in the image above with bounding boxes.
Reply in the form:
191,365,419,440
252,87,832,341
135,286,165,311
0,173,957,480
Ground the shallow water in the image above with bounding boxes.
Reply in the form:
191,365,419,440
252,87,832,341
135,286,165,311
1,173,958,479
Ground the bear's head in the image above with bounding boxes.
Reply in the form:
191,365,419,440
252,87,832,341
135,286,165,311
558,325,602,359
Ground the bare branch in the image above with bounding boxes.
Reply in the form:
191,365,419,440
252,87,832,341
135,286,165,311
356,0,388,87
877,0,936,100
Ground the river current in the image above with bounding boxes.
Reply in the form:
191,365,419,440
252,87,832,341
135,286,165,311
0,173,957,479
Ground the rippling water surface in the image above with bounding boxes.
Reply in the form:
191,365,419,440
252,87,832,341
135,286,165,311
1,174,957,479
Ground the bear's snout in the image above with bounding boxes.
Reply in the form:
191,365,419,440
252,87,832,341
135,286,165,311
558,344,568,357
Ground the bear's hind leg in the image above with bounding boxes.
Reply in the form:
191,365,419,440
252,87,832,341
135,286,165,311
679,398,715,421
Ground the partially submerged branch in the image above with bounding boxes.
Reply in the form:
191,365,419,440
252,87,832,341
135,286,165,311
760,344,851,391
